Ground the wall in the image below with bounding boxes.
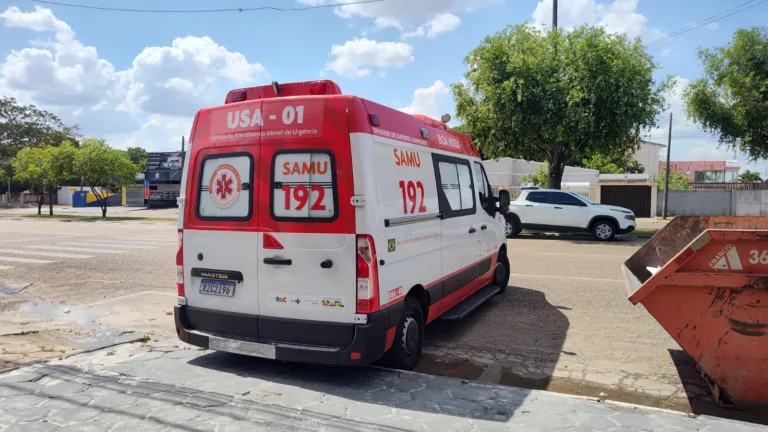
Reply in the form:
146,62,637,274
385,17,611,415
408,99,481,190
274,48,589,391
482,158,599,187
58,186,98,206
634,142,664,178
656,190,768,216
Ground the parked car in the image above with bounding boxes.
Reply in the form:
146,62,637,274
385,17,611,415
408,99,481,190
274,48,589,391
504,188,636,241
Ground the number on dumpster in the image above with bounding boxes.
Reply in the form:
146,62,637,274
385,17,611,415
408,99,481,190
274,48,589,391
749,249,768,265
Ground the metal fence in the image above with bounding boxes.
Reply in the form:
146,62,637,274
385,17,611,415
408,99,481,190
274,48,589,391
690,182,768,190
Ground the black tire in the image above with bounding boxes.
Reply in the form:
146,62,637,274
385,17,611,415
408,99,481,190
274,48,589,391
383,297,424,370
495,249,511,293
592,220,616,241
504,215,519,239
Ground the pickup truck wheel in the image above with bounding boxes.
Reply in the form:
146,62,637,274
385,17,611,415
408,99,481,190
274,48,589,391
383,297,424,370
504,216,519,238
495,249,511,293
592,221,616,241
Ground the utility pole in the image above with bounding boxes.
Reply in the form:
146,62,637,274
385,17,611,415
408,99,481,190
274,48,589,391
662,112,673,219
553,0,558,28
181,136,186,153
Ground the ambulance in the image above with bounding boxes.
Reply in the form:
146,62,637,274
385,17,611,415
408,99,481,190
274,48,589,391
174,80,511,370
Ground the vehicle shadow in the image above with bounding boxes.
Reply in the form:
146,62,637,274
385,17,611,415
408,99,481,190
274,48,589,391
668,349,768,425
420,286,570,393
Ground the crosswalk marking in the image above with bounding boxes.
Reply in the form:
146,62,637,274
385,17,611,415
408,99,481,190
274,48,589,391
115,237,176,242
26,246,127,254
0,256,56,264
98,240,175,246
55,242,157,250
0,249,93,259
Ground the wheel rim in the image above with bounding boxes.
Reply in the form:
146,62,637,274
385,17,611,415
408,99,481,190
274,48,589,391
505,221,514,236
401,315,419,355
596,223,613,239
494,261,507,285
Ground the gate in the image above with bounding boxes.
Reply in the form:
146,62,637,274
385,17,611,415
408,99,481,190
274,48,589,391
125,185,146,207
601,185,651,217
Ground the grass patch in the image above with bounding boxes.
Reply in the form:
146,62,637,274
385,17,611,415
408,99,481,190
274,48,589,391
13,214,176,222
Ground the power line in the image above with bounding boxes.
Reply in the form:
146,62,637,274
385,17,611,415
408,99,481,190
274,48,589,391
648,0,767,46
27,0,383,14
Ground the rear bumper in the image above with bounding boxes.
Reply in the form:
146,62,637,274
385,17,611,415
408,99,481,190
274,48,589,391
174,305,394,366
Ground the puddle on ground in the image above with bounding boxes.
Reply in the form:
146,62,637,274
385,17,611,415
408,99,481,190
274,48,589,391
10,299,141,350
18,300,112,330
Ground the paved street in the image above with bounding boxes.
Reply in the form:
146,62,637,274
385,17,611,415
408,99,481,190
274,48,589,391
1,217,765,427
1,339,763,432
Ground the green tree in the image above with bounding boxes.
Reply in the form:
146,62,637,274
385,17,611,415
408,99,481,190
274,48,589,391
683,27,768,161
657,169,691,190
580,153,645,174
519,165,548,187
453,24,669,189
11,142,77,215
738,170,763,183
75,138,138,217
125,147,148,171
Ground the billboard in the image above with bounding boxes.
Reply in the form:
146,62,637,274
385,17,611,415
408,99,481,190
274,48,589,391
146,152,185,183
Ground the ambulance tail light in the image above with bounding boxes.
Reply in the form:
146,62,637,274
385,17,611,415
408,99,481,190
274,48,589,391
309,81,327,95
356,235,379,314
176,229,185,299
228,89,247,103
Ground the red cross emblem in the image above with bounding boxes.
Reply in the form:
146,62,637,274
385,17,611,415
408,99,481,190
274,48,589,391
208,164,241,209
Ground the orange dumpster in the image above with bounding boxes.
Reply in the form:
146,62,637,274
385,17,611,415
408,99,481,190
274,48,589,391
622,216,768,412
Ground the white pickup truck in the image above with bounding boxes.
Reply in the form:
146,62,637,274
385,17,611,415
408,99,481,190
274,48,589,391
504,188,636,241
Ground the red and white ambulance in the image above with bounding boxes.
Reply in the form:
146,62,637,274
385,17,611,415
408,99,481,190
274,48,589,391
174,80,511,369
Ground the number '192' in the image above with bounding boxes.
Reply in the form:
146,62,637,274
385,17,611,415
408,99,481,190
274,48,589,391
398,180,427,214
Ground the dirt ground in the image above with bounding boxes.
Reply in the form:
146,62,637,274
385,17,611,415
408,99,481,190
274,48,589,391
0,217,758,421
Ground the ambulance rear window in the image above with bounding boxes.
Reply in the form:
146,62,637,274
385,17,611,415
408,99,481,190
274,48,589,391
196,153,253,220
271,150,337,221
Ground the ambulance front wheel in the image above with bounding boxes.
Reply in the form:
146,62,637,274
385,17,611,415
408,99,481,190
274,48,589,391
384,297,424,371
495,249,510,294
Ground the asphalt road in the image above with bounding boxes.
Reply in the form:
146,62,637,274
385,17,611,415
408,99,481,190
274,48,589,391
0,218,749,419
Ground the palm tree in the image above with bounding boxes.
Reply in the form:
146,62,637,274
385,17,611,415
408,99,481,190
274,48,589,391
738,170,763,183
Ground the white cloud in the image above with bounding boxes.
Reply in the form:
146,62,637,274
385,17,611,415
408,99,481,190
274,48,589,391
399,80,451,119
0,5,71,34
402,13,462,39
326,38,414,77
108,114,192,152
531,0,664,41
298,0,496,38
0,6,265,149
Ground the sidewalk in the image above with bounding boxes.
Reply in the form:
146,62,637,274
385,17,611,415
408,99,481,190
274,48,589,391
0,340,762,431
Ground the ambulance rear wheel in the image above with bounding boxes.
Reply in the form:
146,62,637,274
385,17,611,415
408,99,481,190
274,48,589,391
384,297,424,371
495,249,510,294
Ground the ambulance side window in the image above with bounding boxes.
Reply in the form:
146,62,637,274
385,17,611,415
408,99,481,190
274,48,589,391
271,150,337,222
196,153,253,220
473,162,494,216
432,154,476,218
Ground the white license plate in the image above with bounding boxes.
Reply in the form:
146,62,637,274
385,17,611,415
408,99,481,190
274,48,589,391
199,279,236,297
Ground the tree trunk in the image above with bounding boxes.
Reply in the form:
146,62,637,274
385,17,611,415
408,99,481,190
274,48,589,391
37,194,44,215
102,203,107,218
547,155,564,190
48,190,53,216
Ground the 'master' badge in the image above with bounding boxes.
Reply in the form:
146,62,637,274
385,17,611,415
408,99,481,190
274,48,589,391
209,164,241,209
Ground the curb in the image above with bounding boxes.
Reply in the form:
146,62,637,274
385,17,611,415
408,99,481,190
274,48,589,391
0,333,148,375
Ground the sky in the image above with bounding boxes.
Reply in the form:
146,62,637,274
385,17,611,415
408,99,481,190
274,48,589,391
1,0,766,176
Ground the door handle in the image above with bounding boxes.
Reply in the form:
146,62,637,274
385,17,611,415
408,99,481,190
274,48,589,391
554,206,563,209
481,224,488,230
468,227,477,234
320,259,333,269
263,257,292,266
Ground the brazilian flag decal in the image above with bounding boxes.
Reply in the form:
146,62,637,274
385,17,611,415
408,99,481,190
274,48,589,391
387,239,396,253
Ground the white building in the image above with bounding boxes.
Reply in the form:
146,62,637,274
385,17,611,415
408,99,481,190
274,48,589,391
634,140,666,178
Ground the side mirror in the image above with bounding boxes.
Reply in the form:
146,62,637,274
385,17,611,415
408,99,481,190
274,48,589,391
497,190,510,211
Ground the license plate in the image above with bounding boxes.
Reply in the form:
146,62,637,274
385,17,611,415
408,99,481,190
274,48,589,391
199,279,236,297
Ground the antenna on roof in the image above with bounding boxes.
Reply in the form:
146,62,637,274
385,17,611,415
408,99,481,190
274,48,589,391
272,81,281,95
440,113,451,124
